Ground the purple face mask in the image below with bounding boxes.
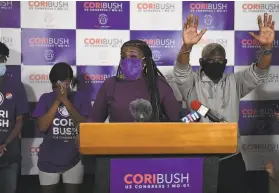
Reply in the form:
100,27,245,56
120,58,143,80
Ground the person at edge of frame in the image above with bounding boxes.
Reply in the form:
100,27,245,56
0,42,29,193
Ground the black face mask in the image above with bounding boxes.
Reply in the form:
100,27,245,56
199,58,227,81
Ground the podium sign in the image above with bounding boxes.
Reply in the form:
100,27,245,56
110,158,203,193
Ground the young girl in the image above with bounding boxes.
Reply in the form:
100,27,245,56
33,62,92,193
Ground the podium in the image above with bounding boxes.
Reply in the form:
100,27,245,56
80,123,237,193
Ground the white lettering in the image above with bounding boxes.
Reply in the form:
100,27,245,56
180,173,189,184
53,118,74,127
53,127,74,135
0,110,9,127
52,118,78,142
0,110,8,118
0,119,9,127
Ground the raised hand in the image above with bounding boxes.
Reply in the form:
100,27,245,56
249,13,275,47
183,14,207,47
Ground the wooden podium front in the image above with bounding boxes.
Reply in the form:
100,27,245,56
80,123,237,193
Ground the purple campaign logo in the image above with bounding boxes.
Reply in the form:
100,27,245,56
76,1,129,29
183,1,234,30
77,66,117,100
130,31,181,66
239,100,279,136
192,66,234,73
22,29,76,65
235,31,279,66
0,1,20,28
110,158,203,193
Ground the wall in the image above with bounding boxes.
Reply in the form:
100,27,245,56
0,1,279,192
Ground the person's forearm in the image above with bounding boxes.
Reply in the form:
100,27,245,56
4,116,23,145
38,100,60,132
256,44,272,70
62,99,87,123
177,44,192,65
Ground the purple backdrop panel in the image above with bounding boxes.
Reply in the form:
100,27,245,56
110,158,203,193
76,1,130,29
130,31,181,66
77,66,117,101
182,1,234,30
239,100,279,136
22,29,76,65
0,1,20,28
6,65,21,82
192,66,234,73
235,31,279,66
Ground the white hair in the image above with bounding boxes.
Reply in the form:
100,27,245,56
201,43,226,59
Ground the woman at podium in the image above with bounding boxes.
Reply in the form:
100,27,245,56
92,40,180,122
91,39,181,193
33,62,92,193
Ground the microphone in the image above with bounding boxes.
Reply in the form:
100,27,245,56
129,99,153,122
190,100,227,122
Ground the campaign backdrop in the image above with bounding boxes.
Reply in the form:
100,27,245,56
110,158,203,193
0,1,279,175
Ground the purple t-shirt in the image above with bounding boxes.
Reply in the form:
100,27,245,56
0,76,29,165
32,91,92,173
92,76,180,122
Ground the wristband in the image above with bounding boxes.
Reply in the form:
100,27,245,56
261,48,273,55
256,47,272,61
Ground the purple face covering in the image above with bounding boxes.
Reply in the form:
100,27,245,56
119,58,143,80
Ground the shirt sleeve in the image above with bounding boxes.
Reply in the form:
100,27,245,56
32,93,48,118
234,63,269,98
172,60,195,102
15,82,29,117
160,79,181,122
91,79,110,122
78,92,93,122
